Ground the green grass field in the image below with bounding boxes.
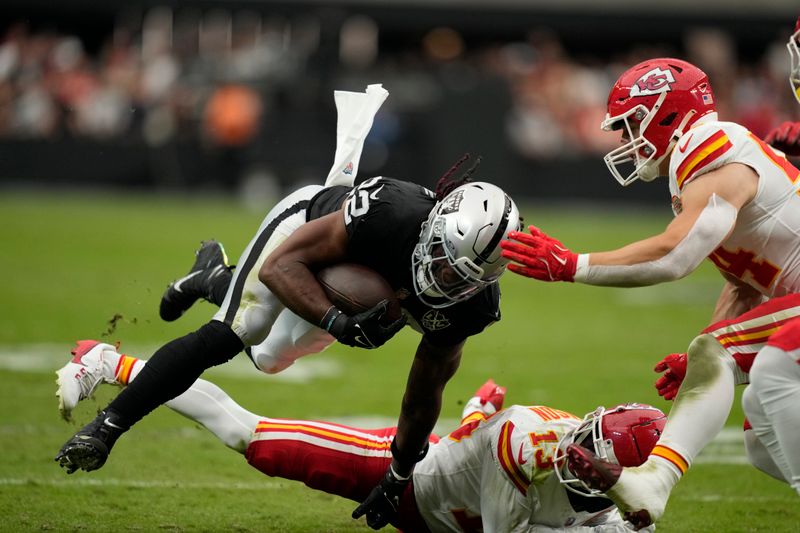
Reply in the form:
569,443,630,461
1,191,798,532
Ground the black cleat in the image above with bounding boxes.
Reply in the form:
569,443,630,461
159,240,231,322
55,410,129,474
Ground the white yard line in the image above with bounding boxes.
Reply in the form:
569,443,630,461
0,477,281,490
0,344,342,383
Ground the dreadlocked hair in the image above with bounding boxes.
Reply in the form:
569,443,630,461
434,153,482,200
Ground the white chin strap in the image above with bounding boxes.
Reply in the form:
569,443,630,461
574,194,737,286
637,162,661,182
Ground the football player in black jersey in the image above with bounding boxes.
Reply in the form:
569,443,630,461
56,156,521,530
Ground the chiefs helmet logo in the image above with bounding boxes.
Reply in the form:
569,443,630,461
630,67,676,97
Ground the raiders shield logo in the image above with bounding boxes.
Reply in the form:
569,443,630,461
439,190,464,214
421,309,450,331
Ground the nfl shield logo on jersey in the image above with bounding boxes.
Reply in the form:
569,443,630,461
671,195,683,214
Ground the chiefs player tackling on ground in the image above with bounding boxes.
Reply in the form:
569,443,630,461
56,342,664,533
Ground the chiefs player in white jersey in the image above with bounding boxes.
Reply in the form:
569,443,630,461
655,20,800,503
499,57,800,528
55,340,664,532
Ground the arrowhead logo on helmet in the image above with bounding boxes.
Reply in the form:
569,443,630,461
630,67,676,97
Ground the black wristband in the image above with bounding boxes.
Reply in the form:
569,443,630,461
390,439,429,472
320,306,344,332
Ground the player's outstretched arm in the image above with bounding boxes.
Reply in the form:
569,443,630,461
352,337,463,529
503,166,754,288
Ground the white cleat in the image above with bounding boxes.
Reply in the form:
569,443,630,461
606,464,672,530
55,340,121,421
567,445,676,530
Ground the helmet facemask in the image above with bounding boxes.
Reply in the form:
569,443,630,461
413,213,494,308
788,25,800,104
554,406,616,497
601,92,674,186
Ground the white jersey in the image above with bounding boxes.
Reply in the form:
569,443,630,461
412,405,624,532
668,120,800,297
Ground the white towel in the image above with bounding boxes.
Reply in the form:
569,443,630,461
324,83,389,187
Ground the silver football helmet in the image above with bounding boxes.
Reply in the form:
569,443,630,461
412,182,521,308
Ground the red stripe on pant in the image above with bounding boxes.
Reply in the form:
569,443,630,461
245,424,436,533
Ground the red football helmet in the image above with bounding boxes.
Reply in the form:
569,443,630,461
555,403,666,496
602,58,717,186
788,16,800,104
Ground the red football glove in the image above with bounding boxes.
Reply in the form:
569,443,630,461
654,352,687,401
473,379,507,411
764,122,800,156
500,225,578,282
461,379,507,421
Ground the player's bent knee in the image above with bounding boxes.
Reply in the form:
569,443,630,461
687,334,725,361
252,352,294,374
250,328,335,375
686,333,732,371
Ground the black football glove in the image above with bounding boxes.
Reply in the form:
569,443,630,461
351,467,409,530
322,300,405,349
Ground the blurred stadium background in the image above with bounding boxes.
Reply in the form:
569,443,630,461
0,0,798,202
2,1,800,532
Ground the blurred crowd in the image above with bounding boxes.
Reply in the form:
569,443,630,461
0,9,310,148
0,8,797,161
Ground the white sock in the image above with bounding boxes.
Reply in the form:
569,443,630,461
127,359,259,453
654,334,736,476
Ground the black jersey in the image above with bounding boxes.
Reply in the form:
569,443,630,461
307,177,501,346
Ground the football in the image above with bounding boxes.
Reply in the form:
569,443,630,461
316,263,401,320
